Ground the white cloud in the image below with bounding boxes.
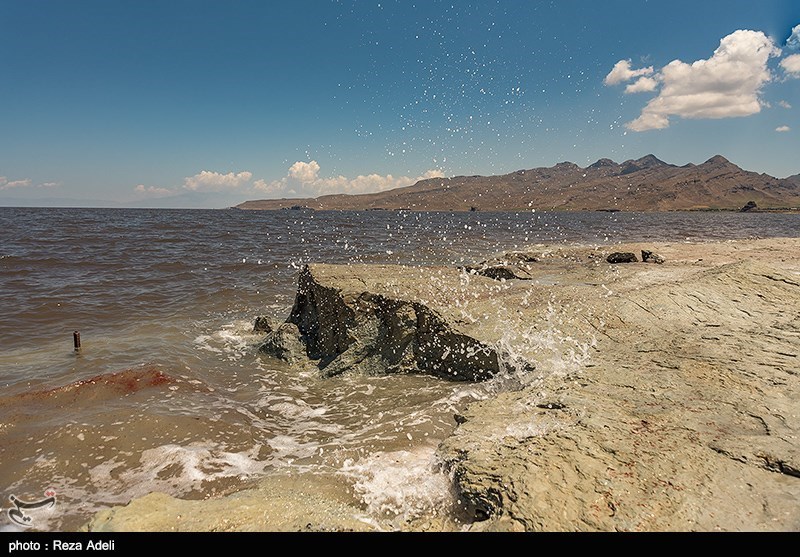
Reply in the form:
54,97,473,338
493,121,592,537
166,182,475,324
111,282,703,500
776,125,791,132
287,160,321,183
604,59,654,85
609,29,781,131
134,184,174,198
255,161,444,197
787,24,800,50
0,177,32,190
625,76,659,94
781,53,800,77
0,177,59,190
183,170,253,192
779,100,792,109
0,176,61,190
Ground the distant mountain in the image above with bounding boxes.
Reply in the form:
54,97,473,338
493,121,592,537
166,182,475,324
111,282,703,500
235,155,800,212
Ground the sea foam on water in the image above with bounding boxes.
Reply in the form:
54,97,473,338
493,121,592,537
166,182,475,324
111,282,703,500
339,444,456,528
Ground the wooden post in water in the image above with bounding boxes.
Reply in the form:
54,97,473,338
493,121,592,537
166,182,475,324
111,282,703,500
73,331,81,352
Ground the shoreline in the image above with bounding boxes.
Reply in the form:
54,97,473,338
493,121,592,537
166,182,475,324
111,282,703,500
231,205,800,214
84,237,800,532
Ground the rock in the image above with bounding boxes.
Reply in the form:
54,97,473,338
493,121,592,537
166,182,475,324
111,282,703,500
259,323,306,363
438,256,800,531
83,238,800,532
462,264,532,281
274,264,507,381
83,474,377,532
606,252,638,264
461,252,539,281
641,250,666,264
253,315,279,334
740,200,758,212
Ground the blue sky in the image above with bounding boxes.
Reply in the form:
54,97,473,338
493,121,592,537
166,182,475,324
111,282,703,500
1,0,799,208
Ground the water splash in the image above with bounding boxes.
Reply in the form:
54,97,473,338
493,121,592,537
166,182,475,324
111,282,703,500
338,444,456,529
488,299,597,394
192,319,264,360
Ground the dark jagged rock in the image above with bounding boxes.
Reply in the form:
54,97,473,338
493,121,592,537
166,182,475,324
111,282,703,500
606,252,638,264
641,250,666,264
253,315,279,334
260,323,306,363
261,264,505,381
740,200,758,212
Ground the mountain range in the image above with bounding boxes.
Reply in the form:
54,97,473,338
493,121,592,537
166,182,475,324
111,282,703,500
235,155,800,212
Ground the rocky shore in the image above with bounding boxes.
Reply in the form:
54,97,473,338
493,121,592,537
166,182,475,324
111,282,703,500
86,237,800,532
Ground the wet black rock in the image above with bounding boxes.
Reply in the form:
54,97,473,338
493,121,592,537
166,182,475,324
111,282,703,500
253,315,279,334
461,252,539,281
262,264,505,381
606,252,638,264
260,323,306,363
641,250,666,264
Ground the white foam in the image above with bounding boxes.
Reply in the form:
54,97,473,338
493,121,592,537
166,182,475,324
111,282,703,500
489,300,596,393
88,442,265,498
268,400,328,419
339,445,455,525
192,319,264,360
192,334,223,354
266,435,322,462
4,442,266,530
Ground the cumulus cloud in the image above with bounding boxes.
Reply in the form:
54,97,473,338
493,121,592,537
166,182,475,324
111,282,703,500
604,60,654,86
781,53,800,77
779,100,792,109
287,160,321,183
776,125,791,132
787,24,800,50
625,76,659,94
134,184,174,198
183,170,253,192
254,160,444,197
606,30,782,131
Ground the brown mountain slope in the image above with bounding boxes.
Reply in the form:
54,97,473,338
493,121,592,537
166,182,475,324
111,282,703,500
235,155,800,211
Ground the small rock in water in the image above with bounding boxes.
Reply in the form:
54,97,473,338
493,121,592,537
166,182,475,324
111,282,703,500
253,315,278,334
641,250,666,264
606,252,638,264
259,323,306,362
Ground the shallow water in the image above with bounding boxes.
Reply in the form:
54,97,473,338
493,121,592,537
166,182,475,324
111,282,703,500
0,207,797,530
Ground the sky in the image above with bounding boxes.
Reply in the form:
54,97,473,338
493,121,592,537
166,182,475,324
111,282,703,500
1,0,799,208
